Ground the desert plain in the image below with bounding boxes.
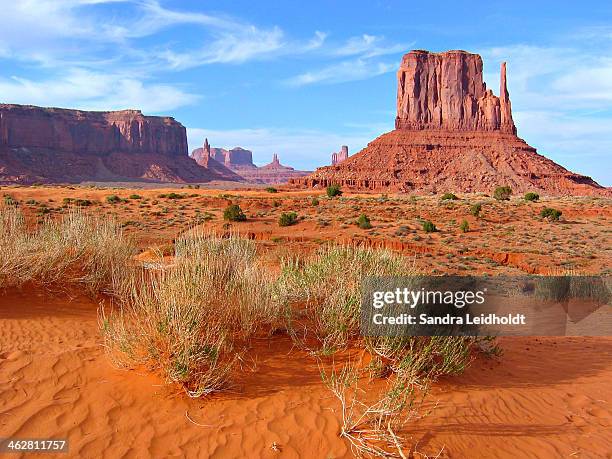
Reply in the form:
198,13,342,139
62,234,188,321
0,183,610,458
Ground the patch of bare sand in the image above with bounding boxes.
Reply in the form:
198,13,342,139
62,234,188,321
0,290,610,458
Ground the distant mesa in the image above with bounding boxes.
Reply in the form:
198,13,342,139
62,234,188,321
0,104,239,184
291,50,608,196
190,139,310,184
331,146,349,165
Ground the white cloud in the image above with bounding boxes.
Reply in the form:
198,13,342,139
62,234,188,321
334,34,408,58
0,68,197,113
186,125,389,170
0,0,325,70
285,58,396,86
285,34,410,86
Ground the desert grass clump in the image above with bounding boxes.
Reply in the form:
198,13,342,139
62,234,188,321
422,220,437,233
0,207,135,293
223,203,247,222
493,185,512,201
102,231,284,397
3,194,18,206
470,203,482,217
278,212,298,227
326,184,342,198
441,192,458,200
524,192,540,202
357,214,373,229
280,246,409,350
460,219,470,233
540,207,562,221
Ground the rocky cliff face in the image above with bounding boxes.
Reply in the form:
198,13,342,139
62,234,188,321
0,104,187,155
292,50,608,196
0,104,231,184
395,50,515,134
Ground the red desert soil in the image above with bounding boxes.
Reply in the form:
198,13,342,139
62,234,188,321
0,290,610,458
1,185,611,457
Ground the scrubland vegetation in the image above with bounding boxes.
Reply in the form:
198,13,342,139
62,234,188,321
0,206,496,457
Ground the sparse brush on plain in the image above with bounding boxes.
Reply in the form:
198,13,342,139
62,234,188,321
460,219,470,233
493,186,512,201
102,231,285,397
540,207,562,221
357,214,372,229
223,203,247,221
326,184,342,198
470,203,482,217
422,220,437,233
441,192,458,200
265,187,277,193
278,212,298,227
106,194,123,204
0,207,135,293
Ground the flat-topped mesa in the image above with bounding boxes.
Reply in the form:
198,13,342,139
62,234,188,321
0,104,188,155
395,50,516,134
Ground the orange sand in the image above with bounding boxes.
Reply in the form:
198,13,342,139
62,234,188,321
1,289,610,458
1,185,610,457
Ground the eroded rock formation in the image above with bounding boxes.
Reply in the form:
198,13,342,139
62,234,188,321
0,104,233,184
292,50,608,196
395,50,515,134
191,141,310,184
331,146,349,165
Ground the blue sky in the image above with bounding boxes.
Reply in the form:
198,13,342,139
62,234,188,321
0,1,610,185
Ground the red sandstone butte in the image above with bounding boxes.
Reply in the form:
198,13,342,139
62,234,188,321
190,139,245,181
0,104,234,184
236,153,311,184
291,50,608,196
191,139,310,184
331,146,349,165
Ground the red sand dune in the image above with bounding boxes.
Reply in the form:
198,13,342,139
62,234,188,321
1,289,610,458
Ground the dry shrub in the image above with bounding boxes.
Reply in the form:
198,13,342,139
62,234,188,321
281,245,493,455
0,207,134,293
102,230,285,397
321,363,431,458
280,245,411,351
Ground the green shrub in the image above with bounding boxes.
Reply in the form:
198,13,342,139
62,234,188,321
74,199,93,207
166,192,185,200
3,194,18,206
326,184,342,198
357,214,372,229
524,192,540,202
460,219,469,233
441,193,458,200
265,187,277,193
129,194,142,200
493,186,512,201
470,203,482,217
223,204,247,222
422,220,437,233
311,197,319,206
540,207,562,221
278,212,298,227
106,195,122,204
